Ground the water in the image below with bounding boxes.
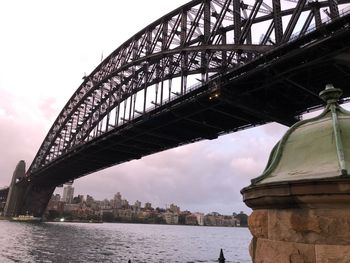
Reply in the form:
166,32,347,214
0,221,252,263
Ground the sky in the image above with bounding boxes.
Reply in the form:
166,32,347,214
0,0,294,215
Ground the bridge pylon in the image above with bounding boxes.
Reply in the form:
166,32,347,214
4,161,55,217
4,161,27,217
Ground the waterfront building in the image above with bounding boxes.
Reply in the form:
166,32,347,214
133,200,141,213
63,203,80,213
45,190,242,226
113,192,122,209
185,214,198,225
121,199,129,209
194,212,205,226
222,216,239,227
101,198,111,209
169,203,180,213
117,208,133,221
46,197,65,216
203,214,238,227
204,214,218,226
62,185,74,203
163,211,179,224
134,200,141,209
209,211,221,216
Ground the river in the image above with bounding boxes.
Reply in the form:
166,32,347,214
0,221,252,262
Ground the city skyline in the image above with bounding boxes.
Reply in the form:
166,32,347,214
48,188,246,227
0,0,304,215
56,188,240,215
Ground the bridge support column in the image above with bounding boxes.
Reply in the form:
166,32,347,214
4,160,55,218
4,160,27,217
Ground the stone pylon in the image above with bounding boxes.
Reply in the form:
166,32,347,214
4,160,27,217
241,85,350,262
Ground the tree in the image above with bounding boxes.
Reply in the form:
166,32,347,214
235,211,248,227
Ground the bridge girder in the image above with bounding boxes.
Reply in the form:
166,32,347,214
28,0,350,179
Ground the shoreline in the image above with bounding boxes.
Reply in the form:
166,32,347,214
0,215,247,227
46,219,247,227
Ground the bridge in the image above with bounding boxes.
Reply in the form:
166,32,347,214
3,0,350,217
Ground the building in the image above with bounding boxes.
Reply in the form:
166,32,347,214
46,197,65,216
203,214,238,227
133,200,141,213
72,195,84,204
115,208,133,222
163,211,179,224
144,202,153,210
169,203,180,213
101,199,111,209
194,212,205,226
185,214,198,225
86,195,94,206
121,199,129,208
62,185,74,203
113,192,122,209
63,203,80,213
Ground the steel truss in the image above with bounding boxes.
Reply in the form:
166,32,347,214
28,0,350,175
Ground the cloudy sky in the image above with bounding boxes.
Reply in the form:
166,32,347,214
0,0,294,214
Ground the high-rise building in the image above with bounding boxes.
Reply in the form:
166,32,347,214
194,212,205,226
113,192,122,209
133,200,141,212
169,204,180,213
86,195,94,206
62,185,74,203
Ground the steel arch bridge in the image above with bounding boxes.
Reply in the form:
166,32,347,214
4,0,350,216
30,0,350,176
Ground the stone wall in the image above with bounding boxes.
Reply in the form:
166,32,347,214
248,209,350,263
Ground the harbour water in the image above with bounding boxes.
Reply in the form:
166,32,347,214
0,221,251,262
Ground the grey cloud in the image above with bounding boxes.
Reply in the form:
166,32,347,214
0,89,50,186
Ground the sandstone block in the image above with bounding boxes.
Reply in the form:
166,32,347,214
248,210,268,239
268,208,350,245
254,238,315,263
316,244,350,263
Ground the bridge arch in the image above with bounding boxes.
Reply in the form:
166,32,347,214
28,0,350,177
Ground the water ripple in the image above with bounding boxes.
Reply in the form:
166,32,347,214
0,221,251,262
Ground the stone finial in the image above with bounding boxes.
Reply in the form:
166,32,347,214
319,84,343,104
242,84,350,263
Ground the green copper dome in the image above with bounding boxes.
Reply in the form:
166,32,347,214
252,85,350,185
